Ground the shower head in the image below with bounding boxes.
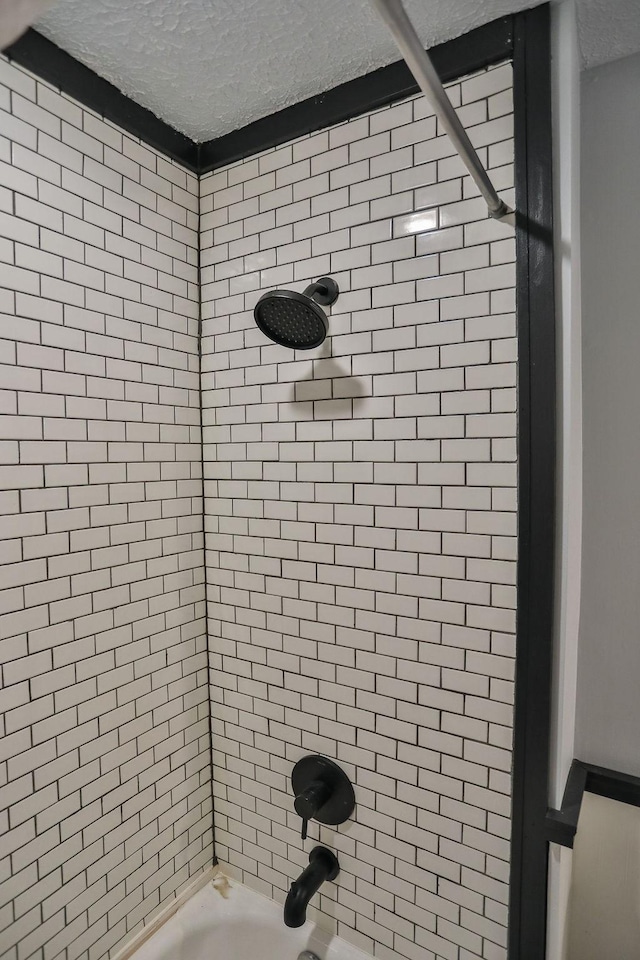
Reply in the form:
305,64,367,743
253,277,339,350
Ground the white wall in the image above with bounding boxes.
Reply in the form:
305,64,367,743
0,54,212,960
566,793,640,960
550,0,582,810
547,3,582,957
576,50,640,776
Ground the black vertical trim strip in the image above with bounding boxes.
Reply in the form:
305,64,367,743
4,29,200,171
3,18,515,177
510,5,555,959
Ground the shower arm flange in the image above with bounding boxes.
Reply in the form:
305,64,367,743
489,199,511,220
303,277,340,307
369,0,512,221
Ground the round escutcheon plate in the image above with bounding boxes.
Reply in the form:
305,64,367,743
291,755,355,827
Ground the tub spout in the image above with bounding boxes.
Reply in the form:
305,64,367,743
284,847,340,928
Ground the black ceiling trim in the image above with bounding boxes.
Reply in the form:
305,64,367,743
3,17,514,178
199,16,513,173
4,29,199,172
546,759,640,849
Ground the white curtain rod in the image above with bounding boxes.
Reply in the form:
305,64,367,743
369,0,511,220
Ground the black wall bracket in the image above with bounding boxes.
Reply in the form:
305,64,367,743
546,759,640,849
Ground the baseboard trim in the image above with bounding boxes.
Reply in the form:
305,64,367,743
110,864,221,960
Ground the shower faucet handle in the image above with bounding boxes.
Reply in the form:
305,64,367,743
294,779,331,840
294,779,332,831
291,755,356,842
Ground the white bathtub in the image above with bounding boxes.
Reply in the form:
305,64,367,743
130,875,375,960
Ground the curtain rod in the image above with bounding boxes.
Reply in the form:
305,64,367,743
369,0,512,220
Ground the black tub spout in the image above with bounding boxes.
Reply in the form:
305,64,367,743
284,846,340,928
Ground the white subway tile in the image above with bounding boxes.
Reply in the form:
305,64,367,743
1,55,515,960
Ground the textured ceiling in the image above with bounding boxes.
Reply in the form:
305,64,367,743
32,0,533,140
577,0,640,70
34,0,640,142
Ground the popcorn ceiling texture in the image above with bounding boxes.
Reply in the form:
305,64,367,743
577,0,640,69
201,63,517,960
0,55,211,960
34,0,640,142
35,0,534,142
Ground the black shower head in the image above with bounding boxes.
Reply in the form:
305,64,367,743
253,277,339,350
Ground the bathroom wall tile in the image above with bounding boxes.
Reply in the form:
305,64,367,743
1,47,515,960
0,53,211,960
202,63,515,960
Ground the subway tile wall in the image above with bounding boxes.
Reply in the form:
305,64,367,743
201,63,517,960
0,57,212,960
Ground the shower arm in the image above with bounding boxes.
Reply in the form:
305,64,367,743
369,0,511,220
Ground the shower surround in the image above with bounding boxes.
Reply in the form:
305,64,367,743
201,63,516,960
0,47,517,960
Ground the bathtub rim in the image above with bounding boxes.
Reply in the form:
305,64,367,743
110,864,221,960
